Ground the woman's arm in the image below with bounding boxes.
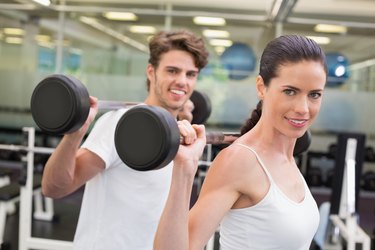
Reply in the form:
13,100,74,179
154,122,206,250
154,127,245,250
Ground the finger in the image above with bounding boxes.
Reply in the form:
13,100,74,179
178,120,197,145
89,96,98,109
192,124,206,144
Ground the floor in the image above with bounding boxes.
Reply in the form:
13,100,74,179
3,187,83,250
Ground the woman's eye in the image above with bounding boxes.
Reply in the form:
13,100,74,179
310,92,322,99
284,89,295,96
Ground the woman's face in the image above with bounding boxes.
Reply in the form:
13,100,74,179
260,60,326,138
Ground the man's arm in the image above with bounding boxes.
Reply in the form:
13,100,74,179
41,133,105,199
42,96,104,199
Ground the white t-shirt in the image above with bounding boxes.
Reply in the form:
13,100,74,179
74,109,173,250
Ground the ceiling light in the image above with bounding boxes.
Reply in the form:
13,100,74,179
129,26,156,34
193,17,226,26
3,28,24,36
307,36,331,45
5,37,23,44
214,46,226,55
103,12,138,21
314,24,347,34
35,34,51,42
209,39,233,47
31,0,50,6
334,65,346,77
202,30,230,38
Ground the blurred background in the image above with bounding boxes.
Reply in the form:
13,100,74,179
0,1,374,249
0,0,374,134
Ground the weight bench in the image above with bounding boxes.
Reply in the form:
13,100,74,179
0,174,55,249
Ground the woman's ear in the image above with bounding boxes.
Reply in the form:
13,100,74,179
256,75,265,100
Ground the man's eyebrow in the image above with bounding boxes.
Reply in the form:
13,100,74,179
165,66,179,69
164,66,198,73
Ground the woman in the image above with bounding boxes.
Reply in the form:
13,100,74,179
154,35,328,250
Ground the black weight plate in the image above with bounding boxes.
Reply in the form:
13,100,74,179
190,90,212,124
66,75,91,134
115,105,180,171
293,130,311,156
30,74,90,134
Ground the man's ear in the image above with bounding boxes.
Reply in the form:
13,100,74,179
146,64,155,80
256,75,265,100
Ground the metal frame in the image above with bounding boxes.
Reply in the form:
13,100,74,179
16,127,73,250
329,137,371,250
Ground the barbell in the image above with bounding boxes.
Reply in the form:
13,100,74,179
30,74,211,135
0,144,54,155
30,75,310,171
114,105,312,171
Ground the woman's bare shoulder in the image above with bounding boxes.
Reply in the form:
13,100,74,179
209,143,259,175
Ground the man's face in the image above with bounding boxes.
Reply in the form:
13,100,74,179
147,50,199,116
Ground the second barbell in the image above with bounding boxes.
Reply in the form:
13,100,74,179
114,105,311,171
30,74,211,135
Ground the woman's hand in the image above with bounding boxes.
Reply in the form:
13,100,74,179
174,120,207,178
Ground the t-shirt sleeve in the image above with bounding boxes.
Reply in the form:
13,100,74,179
81,109,127,169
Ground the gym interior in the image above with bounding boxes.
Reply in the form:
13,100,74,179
0,0,374,249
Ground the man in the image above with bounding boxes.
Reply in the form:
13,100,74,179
178,99,195,122
41,30,209,250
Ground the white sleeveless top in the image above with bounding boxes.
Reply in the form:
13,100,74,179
219,144,319,250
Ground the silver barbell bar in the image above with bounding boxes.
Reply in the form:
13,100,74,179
0,144,54,155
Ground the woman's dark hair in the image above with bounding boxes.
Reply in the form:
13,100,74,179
240,35,327,135
146,30,209,91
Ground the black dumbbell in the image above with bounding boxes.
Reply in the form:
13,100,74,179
30,74,211,135
114,105,312,171
190,90,211,124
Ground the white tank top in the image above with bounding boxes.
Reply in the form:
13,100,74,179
219,144,319,250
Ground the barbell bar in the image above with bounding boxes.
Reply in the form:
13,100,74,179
114,105,311,171
0,144,54,155
30,74,211,135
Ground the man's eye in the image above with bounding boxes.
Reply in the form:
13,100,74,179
187,72,197,78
